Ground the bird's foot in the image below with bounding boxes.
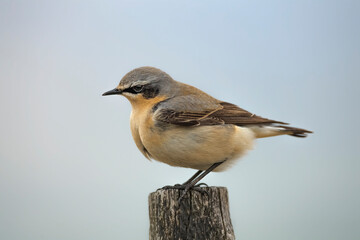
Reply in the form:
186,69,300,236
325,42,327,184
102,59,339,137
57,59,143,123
158,182,208,191
157,184,183,191
157,182,209,203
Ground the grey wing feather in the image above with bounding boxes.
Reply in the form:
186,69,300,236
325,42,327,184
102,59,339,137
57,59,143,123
154,95,313,138
154,95,287,127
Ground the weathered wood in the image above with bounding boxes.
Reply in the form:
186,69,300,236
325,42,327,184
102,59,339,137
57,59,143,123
148,187,235,240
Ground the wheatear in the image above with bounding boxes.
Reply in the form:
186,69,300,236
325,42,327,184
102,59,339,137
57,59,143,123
103,67,312,198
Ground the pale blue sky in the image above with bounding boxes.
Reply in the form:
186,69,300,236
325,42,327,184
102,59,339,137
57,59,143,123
0,0,359,239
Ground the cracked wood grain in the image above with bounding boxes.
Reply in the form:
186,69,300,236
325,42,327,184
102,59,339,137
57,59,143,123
149,187,235,240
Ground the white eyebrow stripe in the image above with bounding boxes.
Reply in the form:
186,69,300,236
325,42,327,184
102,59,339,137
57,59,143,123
130,80,150,87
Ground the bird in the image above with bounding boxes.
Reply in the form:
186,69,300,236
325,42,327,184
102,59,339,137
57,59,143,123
103,66,312,200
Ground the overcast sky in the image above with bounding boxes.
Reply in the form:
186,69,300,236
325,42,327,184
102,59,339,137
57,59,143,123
1,0,359,239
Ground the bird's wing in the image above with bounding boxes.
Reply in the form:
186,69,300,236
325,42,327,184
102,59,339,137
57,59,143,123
155,98,287,127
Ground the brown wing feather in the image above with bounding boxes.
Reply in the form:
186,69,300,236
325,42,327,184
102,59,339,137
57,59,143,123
156,102,288,127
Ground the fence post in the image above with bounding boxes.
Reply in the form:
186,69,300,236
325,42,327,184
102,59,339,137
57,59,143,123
148,187,235,240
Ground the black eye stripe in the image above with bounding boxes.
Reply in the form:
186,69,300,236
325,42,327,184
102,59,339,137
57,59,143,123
122,84,159,99
123,85,144,94
122,87,138,94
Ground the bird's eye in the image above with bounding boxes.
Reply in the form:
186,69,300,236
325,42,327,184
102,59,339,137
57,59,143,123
132,85,143,93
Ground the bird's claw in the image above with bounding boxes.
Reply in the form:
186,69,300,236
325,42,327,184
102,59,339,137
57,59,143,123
157,184,183,191
159,183,208,203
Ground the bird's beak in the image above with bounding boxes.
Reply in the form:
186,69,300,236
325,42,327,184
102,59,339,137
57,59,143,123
102,88,123,96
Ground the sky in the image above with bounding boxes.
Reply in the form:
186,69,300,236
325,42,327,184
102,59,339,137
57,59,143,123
0,0,359,239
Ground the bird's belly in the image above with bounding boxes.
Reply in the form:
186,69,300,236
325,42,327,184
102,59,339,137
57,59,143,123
139,124,255,172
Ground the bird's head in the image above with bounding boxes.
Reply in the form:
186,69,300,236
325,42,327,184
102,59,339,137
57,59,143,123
102,67,177,105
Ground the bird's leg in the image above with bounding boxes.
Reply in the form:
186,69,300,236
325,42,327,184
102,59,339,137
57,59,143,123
159,161,225,202
182,170,203,185
178,161,224,202
159,170,203,190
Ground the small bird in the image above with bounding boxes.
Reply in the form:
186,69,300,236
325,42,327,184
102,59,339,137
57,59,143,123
103,67,312,198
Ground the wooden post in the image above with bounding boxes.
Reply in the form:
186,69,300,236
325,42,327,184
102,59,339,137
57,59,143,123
148,187,235,240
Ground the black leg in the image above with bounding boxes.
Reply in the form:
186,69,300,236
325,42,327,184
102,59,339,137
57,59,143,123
178,161,224,202
182,170,203,185
158,170,203,191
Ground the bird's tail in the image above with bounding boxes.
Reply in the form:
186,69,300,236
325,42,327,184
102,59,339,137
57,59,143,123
249,125,313,138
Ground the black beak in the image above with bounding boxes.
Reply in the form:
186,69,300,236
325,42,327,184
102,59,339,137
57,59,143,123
102,88,122,96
